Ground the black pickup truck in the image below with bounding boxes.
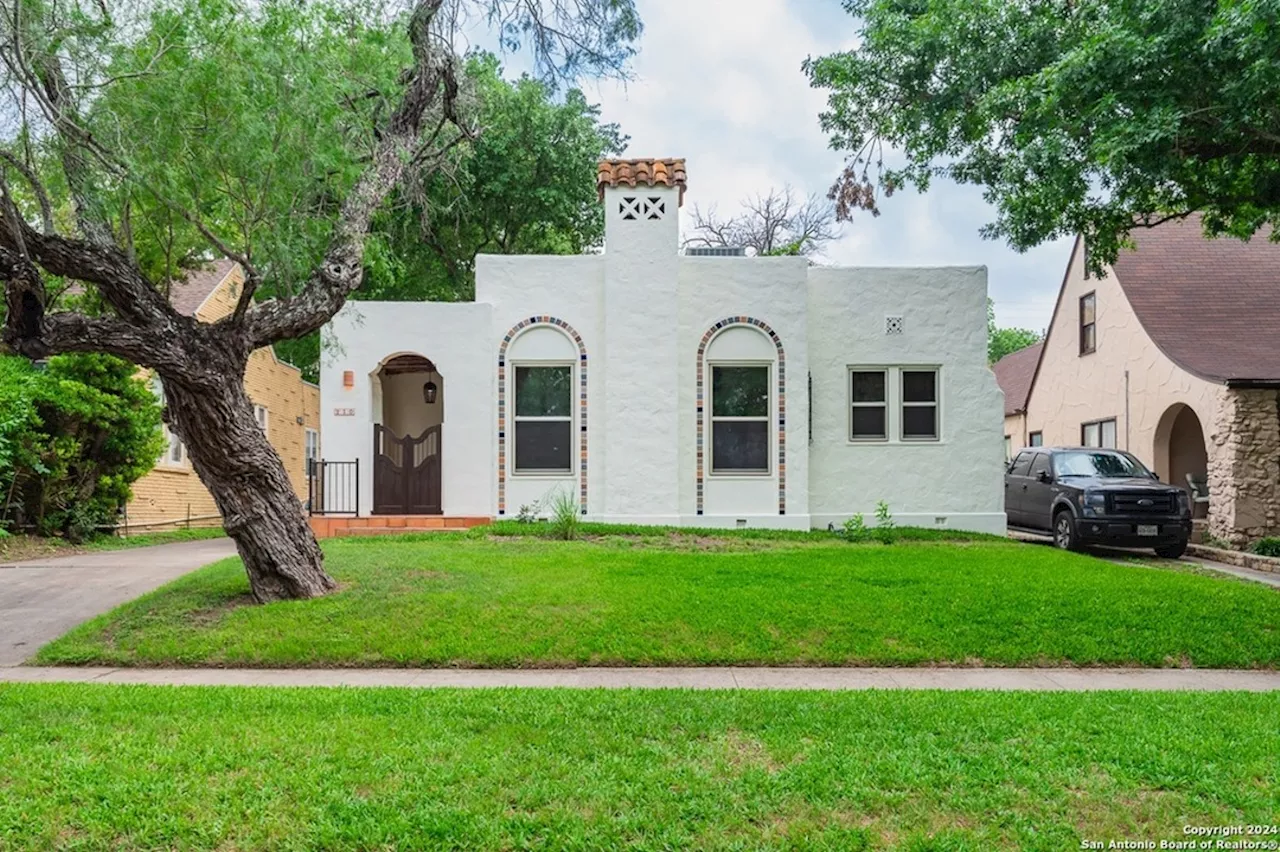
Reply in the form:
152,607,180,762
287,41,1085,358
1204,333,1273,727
1005,447,1192,558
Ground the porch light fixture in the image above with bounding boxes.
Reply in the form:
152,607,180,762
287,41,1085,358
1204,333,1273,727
423,367,438,405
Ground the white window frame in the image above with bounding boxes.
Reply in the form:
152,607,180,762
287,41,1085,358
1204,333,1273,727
304,428,319,475
849,368,889,442
161,425,186,467
512,361,575,476
708,360,772,477
254,404,269,437
847,366,943,444
900,367,940,442
1081,417,1117,449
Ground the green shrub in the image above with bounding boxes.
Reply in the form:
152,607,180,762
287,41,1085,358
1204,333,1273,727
1251,538,1280,558
0,354,164,541
874,500,896,544
841,514,868,542
550,490,581,541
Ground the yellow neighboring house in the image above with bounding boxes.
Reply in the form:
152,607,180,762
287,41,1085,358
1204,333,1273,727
126,260,320,530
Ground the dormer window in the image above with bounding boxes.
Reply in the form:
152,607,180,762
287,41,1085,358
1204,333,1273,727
1079,292,1096,355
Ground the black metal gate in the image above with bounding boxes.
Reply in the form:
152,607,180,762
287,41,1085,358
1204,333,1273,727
308,460,359,516
373,424,442,515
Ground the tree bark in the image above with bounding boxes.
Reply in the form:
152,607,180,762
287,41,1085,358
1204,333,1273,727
160,347,335,603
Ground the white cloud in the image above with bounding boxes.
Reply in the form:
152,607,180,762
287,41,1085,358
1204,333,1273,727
494,0,1072,330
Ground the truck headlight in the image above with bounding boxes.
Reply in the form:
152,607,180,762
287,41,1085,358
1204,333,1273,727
1079,491,1107,516
1177,491,1191,516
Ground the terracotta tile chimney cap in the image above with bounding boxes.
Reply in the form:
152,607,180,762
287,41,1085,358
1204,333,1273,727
597,158,687,204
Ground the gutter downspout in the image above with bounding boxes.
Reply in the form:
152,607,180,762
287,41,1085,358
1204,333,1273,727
1124,369,1131,451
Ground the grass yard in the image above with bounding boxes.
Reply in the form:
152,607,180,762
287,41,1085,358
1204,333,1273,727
34,528,1280,668
1,684,1277,850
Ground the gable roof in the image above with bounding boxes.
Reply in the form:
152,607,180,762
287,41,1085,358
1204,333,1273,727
992,341,1043,416
168,259,238,317
1111,216,1280,384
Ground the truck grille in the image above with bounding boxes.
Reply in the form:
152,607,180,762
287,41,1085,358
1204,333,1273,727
1110,492,1175,514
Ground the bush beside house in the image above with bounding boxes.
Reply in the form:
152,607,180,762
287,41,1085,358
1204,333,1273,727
0,354,164,541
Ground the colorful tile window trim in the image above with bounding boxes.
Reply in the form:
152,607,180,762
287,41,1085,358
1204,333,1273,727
696,317,787,516
497,317,589,516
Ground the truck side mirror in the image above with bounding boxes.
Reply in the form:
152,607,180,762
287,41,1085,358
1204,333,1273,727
1037,470,1052,483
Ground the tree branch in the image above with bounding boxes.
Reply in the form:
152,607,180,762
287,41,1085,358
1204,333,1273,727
243,0,459,350
0,147,53,233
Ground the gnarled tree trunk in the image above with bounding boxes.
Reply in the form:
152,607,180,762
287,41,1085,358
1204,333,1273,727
160,344,335,602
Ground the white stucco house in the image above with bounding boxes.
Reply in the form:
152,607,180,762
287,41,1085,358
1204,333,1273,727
317,158,1005,533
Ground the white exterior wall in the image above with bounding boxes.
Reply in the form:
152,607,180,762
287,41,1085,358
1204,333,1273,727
321,302,494,517
320,183,1006,534
807,266,1006,534
678,257,811,528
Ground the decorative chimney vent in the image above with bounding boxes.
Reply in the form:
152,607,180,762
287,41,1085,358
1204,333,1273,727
620,196,668,221
885,315,905,335
686,246,746,257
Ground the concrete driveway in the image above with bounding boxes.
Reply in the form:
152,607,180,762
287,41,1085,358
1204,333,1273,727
0,538,238,666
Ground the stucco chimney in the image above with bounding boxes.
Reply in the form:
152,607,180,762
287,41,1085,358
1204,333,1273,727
598,158,686,519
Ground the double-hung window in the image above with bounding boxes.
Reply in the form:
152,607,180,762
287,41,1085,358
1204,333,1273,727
850,370,888,440
1081,418,1117,448
1079,292,1097,355
304,428,319,476
900,369,939,440
150,376,186,467
849,367,941,442
514,365,573,473
710,364,770,473
254,404,269,436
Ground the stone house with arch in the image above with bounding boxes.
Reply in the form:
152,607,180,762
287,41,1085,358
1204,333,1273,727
316,158,1005,534
995,215,1280,546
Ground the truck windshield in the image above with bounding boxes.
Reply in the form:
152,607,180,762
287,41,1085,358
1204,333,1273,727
1054,451,1152,478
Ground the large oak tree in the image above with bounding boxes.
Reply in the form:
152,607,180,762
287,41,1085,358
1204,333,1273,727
805,0,1280,271
0,0,638,601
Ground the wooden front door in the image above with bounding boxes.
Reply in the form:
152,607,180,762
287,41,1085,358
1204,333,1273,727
373,425,442,515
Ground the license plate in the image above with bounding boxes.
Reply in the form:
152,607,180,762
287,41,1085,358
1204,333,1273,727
1137,524,1159,537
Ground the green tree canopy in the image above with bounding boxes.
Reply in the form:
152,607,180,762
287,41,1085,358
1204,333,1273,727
805,0,1280,272
987,299,1042,364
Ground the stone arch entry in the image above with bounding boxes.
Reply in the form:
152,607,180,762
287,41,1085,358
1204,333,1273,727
696,316,787,516
373,353,443,515
1154,403,1208,518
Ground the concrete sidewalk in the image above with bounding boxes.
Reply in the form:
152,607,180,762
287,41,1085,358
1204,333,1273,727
0,539,238,666
4,666,1278,691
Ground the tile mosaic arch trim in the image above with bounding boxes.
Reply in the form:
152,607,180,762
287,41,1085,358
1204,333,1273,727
497,317,588,516
696,317,787,516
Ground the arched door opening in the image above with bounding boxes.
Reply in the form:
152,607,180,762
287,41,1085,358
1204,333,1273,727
1154,403,1209,519
373,354,443,515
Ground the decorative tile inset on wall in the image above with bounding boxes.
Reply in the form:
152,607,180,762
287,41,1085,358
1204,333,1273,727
497,317,588,516
696,317,786,516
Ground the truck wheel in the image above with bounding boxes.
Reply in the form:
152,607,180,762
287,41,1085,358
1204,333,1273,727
1053,510,1081,551
1155,541,1188,559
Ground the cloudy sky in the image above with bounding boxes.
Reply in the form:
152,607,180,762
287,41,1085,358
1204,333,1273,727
566,0,1073,332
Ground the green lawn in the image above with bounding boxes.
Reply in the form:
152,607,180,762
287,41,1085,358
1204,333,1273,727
34,530,1280,668
1,684,1276,850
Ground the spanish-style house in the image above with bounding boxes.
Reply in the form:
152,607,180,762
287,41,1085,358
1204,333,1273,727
126,261,321,530
996,215,1280,545
316,158,1005,534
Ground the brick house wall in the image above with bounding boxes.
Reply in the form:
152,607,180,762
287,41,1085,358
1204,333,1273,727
125,265,320,529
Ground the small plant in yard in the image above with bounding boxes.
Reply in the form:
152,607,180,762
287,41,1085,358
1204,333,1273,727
550,490,581,540
841,514,869,542
874,500,896,544
1251,537,1280,558
515,496,548,524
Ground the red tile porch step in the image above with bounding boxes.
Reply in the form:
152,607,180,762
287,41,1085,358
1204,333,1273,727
310,516,491,539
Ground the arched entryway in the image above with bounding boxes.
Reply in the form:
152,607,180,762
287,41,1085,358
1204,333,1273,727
372,354,443,515
1154,403,1209,518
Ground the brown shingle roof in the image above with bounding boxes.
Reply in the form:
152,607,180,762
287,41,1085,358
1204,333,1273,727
168,259,238,317
597,158,687,204
992,342,1043,416
1111,216,1280,384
